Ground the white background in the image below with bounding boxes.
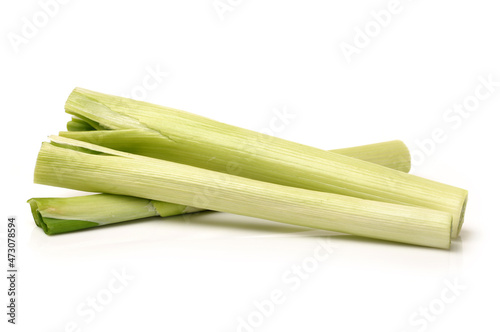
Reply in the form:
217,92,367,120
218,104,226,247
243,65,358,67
1,0,499,331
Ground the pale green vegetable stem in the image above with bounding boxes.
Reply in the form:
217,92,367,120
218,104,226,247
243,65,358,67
29,140,410,235
28,194,202,235
33,136,452,248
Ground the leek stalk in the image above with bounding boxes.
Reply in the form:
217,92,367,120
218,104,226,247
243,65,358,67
33,136,453,248
29,140,410,235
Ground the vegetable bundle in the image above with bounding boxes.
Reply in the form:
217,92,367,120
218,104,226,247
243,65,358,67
30,88,468,249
